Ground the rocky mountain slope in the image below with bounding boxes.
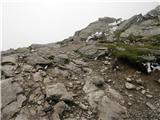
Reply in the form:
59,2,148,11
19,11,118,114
1,5,160,120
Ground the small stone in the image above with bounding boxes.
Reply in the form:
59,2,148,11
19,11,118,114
15,113,29,120
54,54,70,64
104,61,110,65
141,90,146,94
107,79,112,83
76,81,81,85
23,64,33,72
52,113,60,120
79,103,88,110
136,86,144,90
2,102,19,120
68,82,73,88
128,102,132,106
17,94,27,107
128,94,133,97
40,70,47,77
156,79,160,83
92,76,105,86
29,108,37,115
136,79,143,85
146,94,153,98
146,102,156,110
125,82,136,90
37,101,42,105
33,72,43,82
126,77,132,82
87,110,92,115
54,101,66,115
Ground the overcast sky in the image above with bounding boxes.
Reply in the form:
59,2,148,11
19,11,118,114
2,0,159,50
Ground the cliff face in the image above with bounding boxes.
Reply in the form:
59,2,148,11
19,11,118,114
1,6,160,120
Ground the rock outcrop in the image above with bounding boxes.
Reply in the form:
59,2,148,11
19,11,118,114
1,5,160,120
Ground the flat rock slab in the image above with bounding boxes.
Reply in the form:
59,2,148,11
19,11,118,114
1,78,23,108
2,102,19,120
46,83,73,101
25,53,51,65
98,96,127,120
2,55,17,65
2,65,16,77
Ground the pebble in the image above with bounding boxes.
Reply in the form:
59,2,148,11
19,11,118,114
136,86,144,90
107,79,112,83
37,101,42,105
79,103,88,110
157,79,160,83
125,82,136,90
141,90,146,94
136,79,143,85
128,102,132,106
126,77,132,82
68,82,73,88
146,94,153,98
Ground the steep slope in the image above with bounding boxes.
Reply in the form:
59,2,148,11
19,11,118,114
1,6,160,120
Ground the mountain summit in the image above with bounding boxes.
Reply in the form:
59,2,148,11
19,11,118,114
1,5,160,120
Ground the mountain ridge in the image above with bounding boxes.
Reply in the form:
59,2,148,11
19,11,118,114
1,5,160,120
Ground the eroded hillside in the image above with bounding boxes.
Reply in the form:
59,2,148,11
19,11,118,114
1,5,160,120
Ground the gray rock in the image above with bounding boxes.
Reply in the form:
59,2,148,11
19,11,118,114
22,64,33,72
78,45,99,59
46,83,73,101
79,102,88,110
15,113,29,120
91,75,105,86
1,78,23,108
73,17,116,41
98,96,127,120
156,79,160,83
54,54,70,64
2,102,20,120
136,79,144,85
33,72,43,82
2,55,17,65
53,67,70,78
144,5,160,19
87,90,105,109
17,94,27,107
125,82,136,90
117,14,143,34
65,62,81,73
25,53,51,65
54,101,66,115
52,113,60,120
1,65,16,77
146,102,156,110
83,80,98,94
119,7,160,38
105,85,124,101
125,77,132,82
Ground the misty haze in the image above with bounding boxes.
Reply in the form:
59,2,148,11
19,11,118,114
1,1,160,120
2,1,158,50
